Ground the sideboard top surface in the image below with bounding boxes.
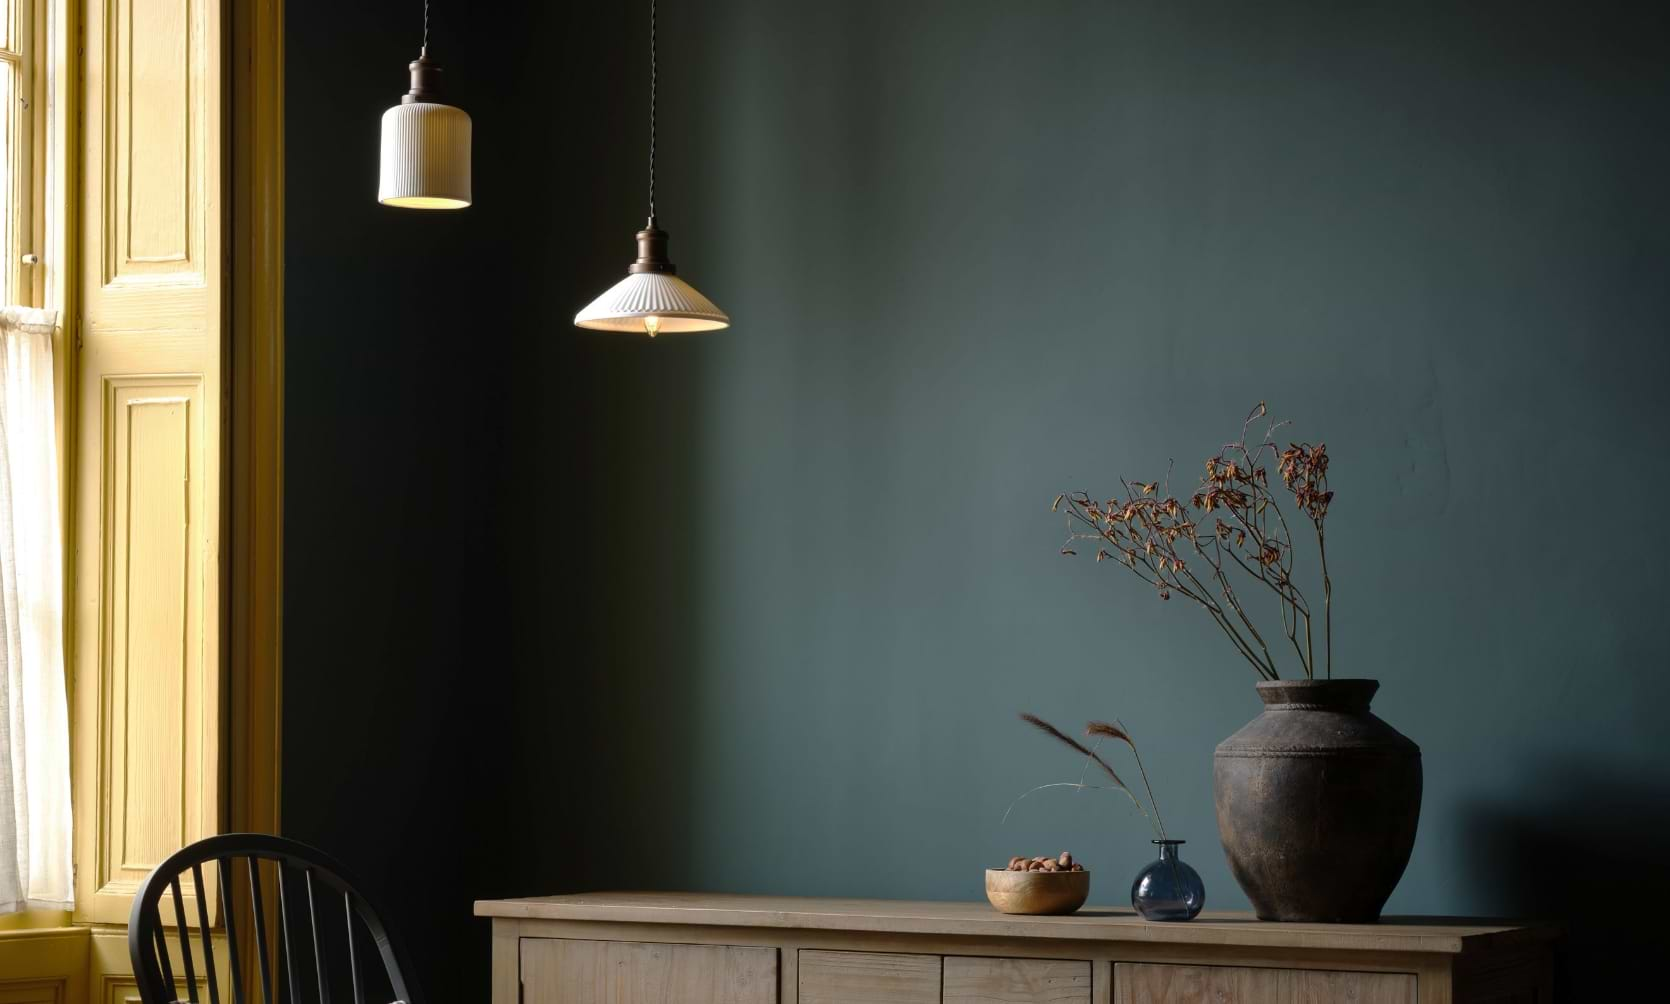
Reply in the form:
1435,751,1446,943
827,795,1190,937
474,892,1554,956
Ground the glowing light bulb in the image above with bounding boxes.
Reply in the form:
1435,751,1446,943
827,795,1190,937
644,316,661,338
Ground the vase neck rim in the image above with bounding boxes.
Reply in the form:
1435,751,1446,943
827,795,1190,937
1255,678,1379,710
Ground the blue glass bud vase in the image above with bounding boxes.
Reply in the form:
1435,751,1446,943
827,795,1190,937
1131,839,1205,921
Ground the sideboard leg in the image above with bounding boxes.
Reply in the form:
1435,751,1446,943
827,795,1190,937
492,920,520,1004
780,945,799,1004
1417,958,1454,1004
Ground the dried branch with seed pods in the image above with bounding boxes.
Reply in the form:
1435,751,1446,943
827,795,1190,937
1053,403,1335,681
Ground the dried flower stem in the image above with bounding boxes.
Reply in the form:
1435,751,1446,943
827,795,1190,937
1059,488,1279,681
1056,403,1336,680
1087,720,1166,840
1318,514,1332,678
1019,713,1164,839
1001,781,1126,826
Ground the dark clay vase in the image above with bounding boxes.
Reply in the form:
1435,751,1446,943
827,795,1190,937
1213,679,1421,923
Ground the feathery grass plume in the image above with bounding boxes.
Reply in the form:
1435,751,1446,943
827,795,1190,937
1086,721,1166,840
1018,713,1160,838
1084,720,1131,744
1020,713,1125,788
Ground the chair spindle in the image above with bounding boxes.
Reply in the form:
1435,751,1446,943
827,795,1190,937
344,891,365,1004
276,863,302,1004
249,858,277,1004
170,878,201,1003
191,864,221,1004
305,869,333,1004
153,917,176,992
131,835,423,1004
217,859,246,1004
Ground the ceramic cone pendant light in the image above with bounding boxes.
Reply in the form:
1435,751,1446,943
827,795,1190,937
575,0,729,335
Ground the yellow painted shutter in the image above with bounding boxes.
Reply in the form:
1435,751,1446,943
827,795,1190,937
72,0,224,926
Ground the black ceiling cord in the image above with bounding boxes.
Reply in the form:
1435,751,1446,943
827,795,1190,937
648,0,658,228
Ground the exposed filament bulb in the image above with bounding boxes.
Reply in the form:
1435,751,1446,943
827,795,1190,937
644,315,660,338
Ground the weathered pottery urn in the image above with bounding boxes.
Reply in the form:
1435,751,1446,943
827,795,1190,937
1213,679,1421,923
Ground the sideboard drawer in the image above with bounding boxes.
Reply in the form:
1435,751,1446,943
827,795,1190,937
520,938,777,1004
799,949,941,1003
1113,962,1416,1004
944,957,1092,1003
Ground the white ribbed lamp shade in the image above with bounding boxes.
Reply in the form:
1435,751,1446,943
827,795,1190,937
574,272,730,333
378,102,472,209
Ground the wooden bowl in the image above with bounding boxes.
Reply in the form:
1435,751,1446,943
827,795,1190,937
985,868,1091,915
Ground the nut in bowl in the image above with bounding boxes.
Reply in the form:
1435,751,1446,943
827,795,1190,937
986,853,1091,915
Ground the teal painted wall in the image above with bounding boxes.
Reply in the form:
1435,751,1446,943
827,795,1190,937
501,0,1670,988
285,0,1670,997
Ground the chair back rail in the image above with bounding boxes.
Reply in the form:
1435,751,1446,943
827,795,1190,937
129,834,422,1004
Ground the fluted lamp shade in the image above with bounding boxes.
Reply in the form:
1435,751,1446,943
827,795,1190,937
378,54,472,209
575,226,729,335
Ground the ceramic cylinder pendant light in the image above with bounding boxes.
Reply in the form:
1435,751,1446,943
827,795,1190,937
575,0,729,335
378,2,472,209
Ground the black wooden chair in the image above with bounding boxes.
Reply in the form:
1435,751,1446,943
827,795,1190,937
129,833,423,1004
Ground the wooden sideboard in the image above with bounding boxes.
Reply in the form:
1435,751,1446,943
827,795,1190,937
475,893,1556,1004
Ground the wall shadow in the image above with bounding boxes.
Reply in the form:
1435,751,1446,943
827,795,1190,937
489,0,710,901
282,2,564,1001
1460,758,1670,998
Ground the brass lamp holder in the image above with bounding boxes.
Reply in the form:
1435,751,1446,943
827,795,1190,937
402,50,445,104
628,224,678,274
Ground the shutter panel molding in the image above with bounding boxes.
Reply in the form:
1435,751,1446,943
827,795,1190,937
71,0,225,927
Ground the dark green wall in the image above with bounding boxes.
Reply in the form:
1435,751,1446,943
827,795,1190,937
288,0,1670,998
282,3,565,1001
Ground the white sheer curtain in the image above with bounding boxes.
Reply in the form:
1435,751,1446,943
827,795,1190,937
0,306,71,912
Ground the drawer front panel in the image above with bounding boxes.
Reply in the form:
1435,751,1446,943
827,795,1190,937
944,957,1091,1003
521,938,777,1004
799,950,941,1003
1113,963,1415,1004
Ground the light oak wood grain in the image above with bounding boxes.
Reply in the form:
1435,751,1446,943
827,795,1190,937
799,950,940,1004
1091,961,1111,1004
1113,962,1415,1004
944,957,1090,1003
521,938,776,1004
780,940,799,1004
475,893,1556,956
491,922,519,1004
482,894,1555,1004
507,918,1436,978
